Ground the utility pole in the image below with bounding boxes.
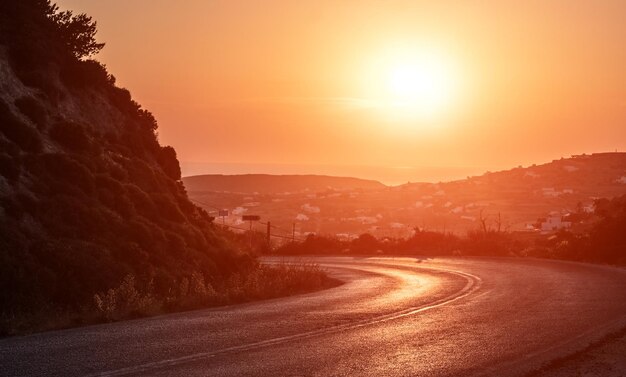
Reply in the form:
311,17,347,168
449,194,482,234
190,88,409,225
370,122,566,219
242,215,260,251
266,221,271,248
292,222,296,242
218,209,228,229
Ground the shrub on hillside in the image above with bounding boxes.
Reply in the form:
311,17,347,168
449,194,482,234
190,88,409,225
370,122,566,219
14,96,47,129
0,101,43,153
95,174,134,216
39,153,95,194
123,159,160,191
137,108,158,133
60,59,109,88
124,184,156,218
0,153,21,182
49,120,91,152
152,194,186,222
13,69,60,101
158,146,182,180
108,87,136,114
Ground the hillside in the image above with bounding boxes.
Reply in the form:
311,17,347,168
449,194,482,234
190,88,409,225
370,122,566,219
0,1,261,334
186,153,626,239
183,174,386,194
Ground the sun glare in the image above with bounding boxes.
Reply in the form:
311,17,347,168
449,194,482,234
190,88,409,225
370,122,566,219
387,59,452,112
363,46,459,122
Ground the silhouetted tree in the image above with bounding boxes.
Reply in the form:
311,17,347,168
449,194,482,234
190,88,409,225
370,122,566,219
351,233,380,254
45,2,105,59
587,195,626,263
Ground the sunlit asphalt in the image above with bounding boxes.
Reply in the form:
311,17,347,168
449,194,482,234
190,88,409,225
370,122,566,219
1,257,625,376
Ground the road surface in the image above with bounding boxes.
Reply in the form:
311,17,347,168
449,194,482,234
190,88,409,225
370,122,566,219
1,257,625,376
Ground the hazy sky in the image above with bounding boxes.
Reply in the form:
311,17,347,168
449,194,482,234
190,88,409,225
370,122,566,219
57,0,626,184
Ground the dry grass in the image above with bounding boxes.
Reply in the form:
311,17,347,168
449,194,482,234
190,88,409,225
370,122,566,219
91,263,340,322
0,263,339,337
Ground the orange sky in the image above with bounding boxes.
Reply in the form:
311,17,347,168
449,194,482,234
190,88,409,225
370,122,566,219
57,0,626,184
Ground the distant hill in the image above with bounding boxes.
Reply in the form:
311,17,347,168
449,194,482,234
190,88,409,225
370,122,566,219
183,174,387,194
185,153,626,237
409,152,626,195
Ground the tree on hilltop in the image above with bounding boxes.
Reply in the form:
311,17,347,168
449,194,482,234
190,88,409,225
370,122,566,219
45,1,105,59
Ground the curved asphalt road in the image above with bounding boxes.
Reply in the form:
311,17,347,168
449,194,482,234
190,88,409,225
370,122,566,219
1,257,625,376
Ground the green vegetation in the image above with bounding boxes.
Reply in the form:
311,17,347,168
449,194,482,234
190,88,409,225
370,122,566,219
0,1,336,336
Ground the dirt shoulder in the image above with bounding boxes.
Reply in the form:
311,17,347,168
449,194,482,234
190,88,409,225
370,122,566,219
529,327,626,377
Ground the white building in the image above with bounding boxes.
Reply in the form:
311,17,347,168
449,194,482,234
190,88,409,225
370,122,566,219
540,215,572,232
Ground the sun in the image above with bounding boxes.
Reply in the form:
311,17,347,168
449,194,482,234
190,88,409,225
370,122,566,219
361,46,459,121
388,61,450,107
385,53,455,117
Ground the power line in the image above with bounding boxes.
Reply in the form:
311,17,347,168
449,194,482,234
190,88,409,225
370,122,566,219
258,221,294,236
218,222,305,242
189,198,223,211
189,199,306,242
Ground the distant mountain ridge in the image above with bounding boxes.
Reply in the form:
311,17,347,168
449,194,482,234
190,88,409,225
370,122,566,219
183,174,386,194
422,152,626,198
184,153,626,196
185,153,626,236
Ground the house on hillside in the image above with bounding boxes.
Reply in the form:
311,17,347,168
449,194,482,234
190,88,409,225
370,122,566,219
537,214,572,233
541,188,561,197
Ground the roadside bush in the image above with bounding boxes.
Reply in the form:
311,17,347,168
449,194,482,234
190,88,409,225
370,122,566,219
277,234,344,255
398,229,460,254
463,230,515,256
351,233,380,253
94,275,156,321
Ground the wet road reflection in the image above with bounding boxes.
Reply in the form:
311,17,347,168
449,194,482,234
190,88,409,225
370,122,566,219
2,257,625,377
